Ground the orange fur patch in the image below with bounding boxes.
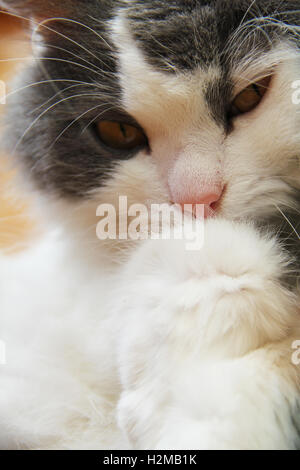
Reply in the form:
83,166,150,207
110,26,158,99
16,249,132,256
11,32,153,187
0,13,35,252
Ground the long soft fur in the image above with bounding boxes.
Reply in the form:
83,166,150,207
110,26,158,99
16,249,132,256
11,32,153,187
0,0,299,450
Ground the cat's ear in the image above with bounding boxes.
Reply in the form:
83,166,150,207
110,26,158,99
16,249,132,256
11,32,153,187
0,1,70,21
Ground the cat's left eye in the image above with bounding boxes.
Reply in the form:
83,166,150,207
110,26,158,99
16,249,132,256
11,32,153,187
96,121,148,151
229,76,272,118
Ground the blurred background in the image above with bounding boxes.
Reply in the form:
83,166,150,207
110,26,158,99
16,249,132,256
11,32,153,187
0,11,35,252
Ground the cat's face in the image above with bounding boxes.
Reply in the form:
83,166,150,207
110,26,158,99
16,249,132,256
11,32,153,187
2,1,300,238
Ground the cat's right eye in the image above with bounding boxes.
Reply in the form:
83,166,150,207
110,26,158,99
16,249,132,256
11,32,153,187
229,76,272,118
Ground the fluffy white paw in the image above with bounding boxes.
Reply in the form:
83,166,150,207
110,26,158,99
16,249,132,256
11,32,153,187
115,219,299,449
118,218,296,355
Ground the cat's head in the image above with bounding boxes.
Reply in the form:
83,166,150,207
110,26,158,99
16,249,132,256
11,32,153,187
2,0,300,250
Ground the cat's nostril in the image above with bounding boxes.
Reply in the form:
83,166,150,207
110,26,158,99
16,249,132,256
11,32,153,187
172,186,224,218
198,192,222,207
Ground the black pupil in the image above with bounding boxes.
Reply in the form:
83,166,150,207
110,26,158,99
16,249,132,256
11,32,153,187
252,83,262,97
120,124,127,139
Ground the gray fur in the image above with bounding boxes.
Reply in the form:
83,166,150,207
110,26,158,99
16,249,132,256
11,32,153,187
2,1,124,197
125,0,300,71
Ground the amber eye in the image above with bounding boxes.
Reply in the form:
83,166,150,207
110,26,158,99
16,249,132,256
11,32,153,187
96,121,148,151
230,76,272,117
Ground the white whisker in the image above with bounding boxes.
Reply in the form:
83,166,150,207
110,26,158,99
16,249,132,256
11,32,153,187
29,83,102,116
0,56,115,79
79,106,117,136
32,17,113,71
274,204,300,240
13,93,103,152
31,40,105,73
49,103,115,149
6,79,97,98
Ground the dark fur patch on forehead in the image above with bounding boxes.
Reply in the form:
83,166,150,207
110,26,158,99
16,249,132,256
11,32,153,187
124,0,300,72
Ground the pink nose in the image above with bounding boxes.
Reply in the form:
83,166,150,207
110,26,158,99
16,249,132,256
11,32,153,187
173,187,223,218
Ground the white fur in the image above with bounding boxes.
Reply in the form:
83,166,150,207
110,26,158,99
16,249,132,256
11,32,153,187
116,220,300,450
0,219,299,449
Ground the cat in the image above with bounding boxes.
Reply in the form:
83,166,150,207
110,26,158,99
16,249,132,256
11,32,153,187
0,0,299,450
